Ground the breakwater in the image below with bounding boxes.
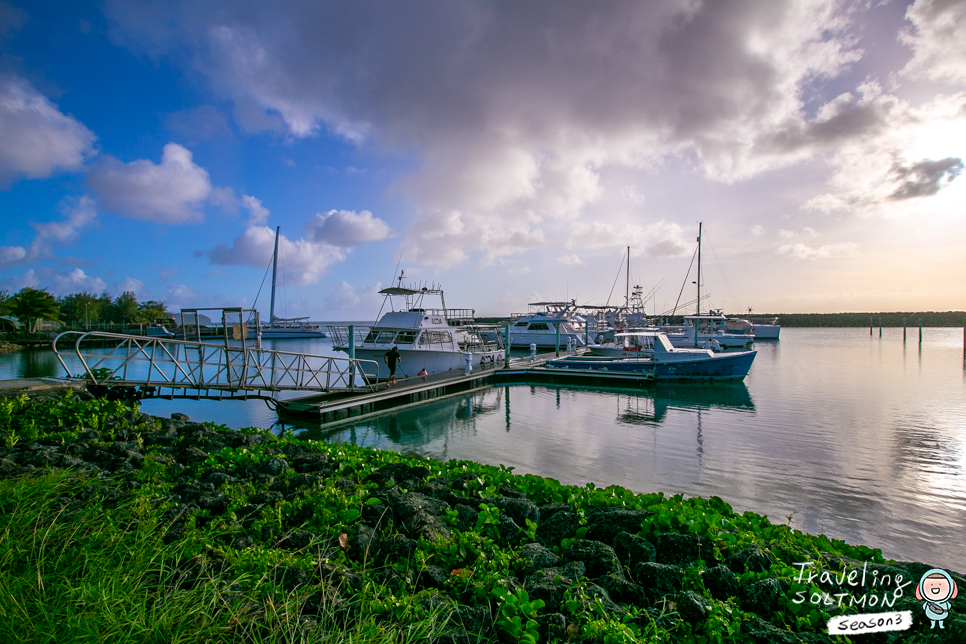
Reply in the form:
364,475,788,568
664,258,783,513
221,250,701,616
1,386,963,643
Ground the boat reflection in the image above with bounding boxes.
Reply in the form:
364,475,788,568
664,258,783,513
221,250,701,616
287,381,754,450
616,381,754,426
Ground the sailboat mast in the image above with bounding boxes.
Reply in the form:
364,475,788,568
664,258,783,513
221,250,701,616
696,222,702,316
270,226,280,324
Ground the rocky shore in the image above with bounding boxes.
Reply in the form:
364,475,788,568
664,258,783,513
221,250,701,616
1,387,963,643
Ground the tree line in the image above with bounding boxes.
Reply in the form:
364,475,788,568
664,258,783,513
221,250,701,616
0,288,171,333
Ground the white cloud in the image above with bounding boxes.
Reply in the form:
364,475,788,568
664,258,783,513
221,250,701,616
208,225,344,285
900,0,966,84
0,268,39,291
303,209,392,247
0,75,96,186
0,196,99,266
557,254,583,266
566,220,691,258
88,143,215,223
751,225,764,236
51,268,106,295
241,194,270,226
113,276,144,295
776,242,858,259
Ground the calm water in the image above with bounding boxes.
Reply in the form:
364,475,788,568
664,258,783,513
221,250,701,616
3,328,964,571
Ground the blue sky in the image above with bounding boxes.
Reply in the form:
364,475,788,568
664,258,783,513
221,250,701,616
1,0,964,319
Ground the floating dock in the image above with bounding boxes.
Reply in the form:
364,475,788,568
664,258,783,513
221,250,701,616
275,351,655,423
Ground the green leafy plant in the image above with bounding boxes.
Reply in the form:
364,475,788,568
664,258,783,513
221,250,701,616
493,587,544,643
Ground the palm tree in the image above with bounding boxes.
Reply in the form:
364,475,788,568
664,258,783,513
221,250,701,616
11,288,61,333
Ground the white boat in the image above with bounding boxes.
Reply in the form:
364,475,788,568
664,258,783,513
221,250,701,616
327,272,503,381
662,313,755,351
746,316,781,340
549,331,757,380
501,301,591,349
256,227,327,340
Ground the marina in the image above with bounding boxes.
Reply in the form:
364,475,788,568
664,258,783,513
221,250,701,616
4,326,964,571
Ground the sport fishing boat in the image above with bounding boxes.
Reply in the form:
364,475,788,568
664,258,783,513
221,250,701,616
500,301,592,349
548,330,756,380
327,272,503,381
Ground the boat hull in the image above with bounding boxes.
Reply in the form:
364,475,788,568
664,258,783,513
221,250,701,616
751,324,780,340
260,328,328,339
547,350,756,380
345,347,503,380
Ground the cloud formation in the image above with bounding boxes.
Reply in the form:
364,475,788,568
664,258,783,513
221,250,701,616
51,268,106,294
88,143,215,223
777,242,858,260
208,225,345,286
900,0,966,84
0,196,98,266
303,209,393,247
0,76,97,186
102,0,966,269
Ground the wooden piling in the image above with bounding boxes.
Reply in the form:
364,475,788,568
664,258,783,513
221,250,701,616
903,318,906,342
870,317,873,336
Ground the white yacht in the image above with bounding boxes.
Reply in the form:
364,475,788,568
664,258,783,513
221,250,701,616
499,301,591,349
661,313,755,351
327,273,503,381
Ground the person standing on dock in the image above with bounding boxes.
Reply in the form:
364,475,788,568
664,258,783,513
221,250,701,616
384,345,401,387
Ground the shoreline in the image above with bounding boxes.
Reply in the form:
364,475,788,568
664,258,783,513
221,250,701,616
1,386,963,642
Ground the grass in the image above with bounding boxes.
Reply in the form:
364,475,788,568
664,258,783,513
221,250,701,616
0,470,448,644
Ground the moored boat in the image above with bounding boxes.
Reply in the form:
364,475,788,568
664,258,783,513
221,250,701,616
255,227,327,340
548,331,756,380
327,273,503,381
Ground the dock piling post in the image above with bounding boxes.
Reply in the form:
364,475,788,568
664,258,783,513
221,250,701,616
919,320,922,344
348,325,355,389
585,320,590,347
555,323,561,357
504,323,510,367
870,317,873,336
879,317,882,337
903,318,906,342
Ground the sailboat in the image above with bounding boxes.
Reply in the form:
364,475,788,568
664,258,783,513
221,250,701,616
258,226,327,340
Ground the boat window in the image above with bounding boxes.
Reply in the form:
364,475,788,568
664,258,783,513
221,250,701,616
395,330,417,345
374,330,396,344
514,321,528,327
528,322,550,331
363,329,378,343
418,331,454,347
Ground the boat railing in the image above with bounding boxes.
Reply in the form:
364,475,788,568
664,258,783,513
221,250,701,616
325,326,371,350
53,331,379,393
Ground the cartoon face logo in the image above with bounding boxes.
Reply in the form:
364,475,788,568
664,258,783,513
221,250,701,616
916,569,958,630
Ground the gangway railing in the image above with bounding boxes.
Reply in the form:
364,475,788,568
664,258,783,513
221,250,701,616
52,331,379,394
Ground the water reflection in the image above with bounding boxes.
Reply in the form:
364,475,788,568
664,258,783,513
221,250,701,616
616,382,754,425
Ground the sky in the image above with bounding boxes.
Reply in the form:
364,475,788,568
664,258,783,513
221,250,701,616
1,0,964,320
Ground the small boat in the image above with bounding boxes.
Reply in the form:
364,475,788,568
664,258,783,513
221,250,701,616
548,331,756,380
662,313,755,351
327,271,503,381
746,316,781,340
257,227,327,340
144,325,175,338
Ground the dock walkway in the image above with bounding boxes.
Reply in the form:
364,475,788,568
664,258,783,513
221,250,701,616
275,351,655,424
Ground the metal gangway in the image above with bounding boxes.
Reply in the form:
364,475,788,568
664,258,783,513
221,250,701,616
52,311,380,400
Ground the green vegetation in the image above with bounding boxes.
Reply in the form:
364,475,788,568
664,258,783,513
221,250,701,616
1,391,963,643
746,311,966,328
7,287,61,333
